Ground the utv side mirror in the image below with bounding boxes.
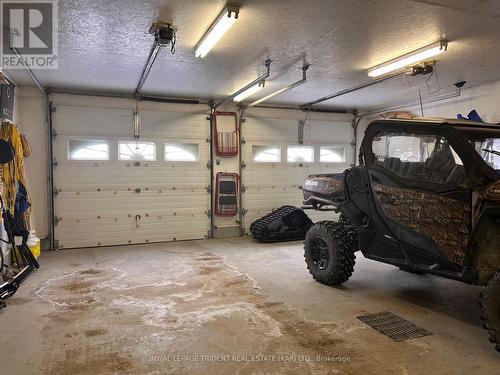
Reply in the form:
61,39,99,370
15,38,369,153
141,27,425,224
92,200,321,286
0,140,14,164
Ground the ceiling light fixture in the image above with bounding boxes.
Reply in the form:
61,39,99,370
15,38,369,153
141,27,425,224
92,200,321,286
214,60,272,109
195,5,240,58
367,41,448,78
234,81,266,102
248,64,310,107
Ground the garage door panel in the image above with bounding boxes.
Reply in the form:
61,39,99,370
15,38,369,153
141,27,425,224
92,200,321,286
57,229,209,246
55,106,135,137
53,104,210,249
56,192,209,204
58,218,209,236
242,117,353,231
141,111,209,139
55,180,209,191
59,232,207,250
55,205,207,221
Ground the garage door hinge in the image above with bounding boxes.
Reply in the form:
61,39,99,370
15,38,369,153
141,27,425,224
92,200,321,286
50,106,56,113
241,209,248,217
54,216,60,226
52,129,57,138
206,185,211,193
206,138,211,143
53,187,59,197
241,162,246,169
241,137,246,145
52,159,58,168
241,185,246,193
206,161,211,169
206,210,212,218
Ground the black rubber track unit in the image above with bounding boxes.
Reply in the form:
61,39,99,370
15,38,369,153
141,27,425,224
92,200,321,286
250,206,313,243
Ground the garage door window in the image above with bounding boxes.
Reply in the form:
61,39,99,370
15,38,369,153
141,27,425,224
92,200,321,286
165,143,199,161
252,145,281,162
320,146,346,163
119,141,156,161
287,146,314,163
69,140,109,160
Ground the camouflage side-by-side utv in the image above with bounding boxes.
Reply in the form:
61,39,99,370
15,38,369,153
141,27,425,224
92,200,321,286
302,118,500,352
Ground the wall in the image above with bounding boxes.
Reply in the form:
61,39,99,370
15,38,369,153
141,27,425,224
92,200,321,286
16,87,48,238
356,79,500,158
12,90,357,242
14,78,500,243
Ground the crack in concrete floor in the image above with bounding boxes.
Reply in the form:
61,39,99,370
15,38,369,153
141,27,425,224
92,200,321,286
35,251,370,374
33,249,477,375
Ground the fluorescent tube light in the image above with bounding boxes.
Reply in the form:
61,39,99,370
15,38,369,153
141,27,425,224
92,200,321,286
234,81,265,102
248,64,309,107
195,6,239,58
367,41,448,78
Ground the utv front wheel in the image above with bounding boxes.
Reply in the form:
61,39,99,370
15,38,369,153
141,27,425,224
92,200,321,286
480,271,500,352
304,221,356,286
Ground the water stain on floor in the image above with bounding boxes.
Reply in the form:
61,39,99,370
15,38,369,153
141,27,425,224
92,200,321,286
35,251,398,374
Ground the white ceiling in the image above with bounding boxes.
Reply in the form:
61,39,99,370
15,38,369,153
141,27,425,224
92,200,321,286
6,0,500,111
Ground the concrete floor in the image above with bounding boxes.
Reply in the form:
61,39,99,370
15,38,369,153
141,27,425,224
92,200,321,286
0,238,498,374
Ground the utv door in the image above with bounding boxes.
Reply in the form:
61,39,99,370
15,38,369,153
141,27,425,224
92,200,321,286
363,123,473,270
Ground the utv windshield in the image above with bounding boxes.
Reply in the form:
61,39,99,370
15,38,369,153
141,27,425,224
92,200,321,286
457,127,500,176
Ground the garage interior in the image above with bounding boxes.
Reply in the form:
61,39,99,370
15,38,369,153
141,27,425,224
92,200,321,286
1,0,500,374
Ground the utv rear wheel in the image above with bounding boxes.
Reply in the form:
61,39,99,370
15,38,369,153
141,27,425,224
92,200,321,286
480,271,500,352
304,221,356,286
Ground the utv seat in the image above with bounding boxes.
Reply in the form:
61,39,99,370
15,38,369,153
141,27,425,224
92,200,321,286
424,146,457,184
383,157,402,173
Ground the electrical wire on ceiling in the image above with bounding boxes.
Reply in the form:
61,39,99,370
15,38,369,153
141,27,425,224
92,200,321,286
425,67,441,95
402,72,415,89
170,31,177,54
401,62,442,115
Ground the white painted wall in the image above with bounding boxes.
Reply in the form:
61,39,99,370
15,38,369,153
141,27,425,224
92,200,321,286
356,79,500,159
15,78,500,243
16,87,48,238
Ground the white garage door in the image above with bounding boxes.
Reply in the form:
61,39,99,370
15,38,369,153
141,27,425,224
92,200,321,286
241,116,354,231
53,105,210,249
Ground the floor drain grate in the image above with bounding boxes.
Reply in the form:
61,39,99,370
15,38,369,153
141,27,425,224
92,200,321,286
356,311,432,342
